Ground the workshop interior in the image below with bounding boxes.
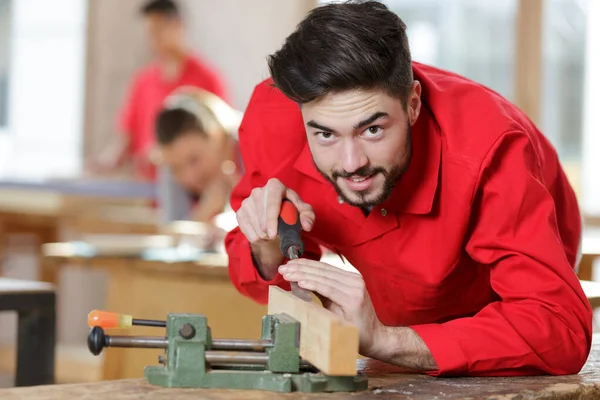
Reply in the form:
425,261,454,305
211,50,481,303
0,0,600,398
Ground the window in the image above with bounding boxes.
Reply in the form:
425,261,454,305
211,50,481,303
319,0,519,100
0,0,11,129
319,0,591,207
381,0,518,101
0,0,87,178
541,0,588,197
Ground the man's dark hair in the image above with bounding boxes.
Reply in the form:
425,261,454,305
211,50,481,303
140,0,179,18
155,108,206,146
268,0,413,106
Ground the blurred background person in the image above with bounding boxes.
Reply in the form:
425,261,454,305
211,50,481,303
86,0,229,181
154,86,243,225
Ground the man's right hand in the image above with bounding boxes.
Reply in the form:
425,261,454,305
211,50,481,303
235,178,315,279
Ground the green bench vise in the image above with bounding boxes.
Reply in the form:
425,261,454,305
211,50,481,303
87,311,368,393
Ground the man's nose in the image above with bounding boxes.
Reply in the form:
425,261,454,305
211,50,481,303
341,140,368,174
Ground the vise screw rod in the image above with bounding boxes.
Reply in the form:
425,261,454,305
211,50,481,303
107,337,296,365
105,336,273,351
207,352,313,368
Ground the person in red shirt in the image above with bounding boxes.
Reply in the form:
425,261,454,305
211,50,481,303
154,86,243,223
225,1,591,377
88,0,228,181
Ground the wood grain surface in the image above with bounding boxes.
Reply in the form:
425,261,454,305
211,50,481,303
1,334,599,400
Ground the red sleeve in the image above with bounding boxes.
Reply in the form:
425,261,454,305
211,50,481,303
224,83,322,304
410,131,592,376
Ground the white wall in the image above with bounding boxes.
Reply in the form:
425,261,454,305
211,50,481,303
1,0,87,179
181,0,317,110
82,0,316,164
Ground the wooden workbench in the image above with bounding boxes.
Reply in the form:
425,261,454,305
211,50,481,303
2,333,600,399
0,181,159,282
42,241,267,381
40,231,600,383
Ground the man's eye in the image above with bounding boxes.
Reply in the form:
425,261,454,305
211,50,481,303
366,126,382,135
317,131,333,139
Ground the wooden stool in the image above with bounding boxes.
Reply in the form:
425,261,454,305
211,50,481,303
0,278,56,386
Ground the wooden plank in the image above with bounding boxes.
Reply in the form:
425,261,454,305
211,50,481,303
267,286,359,376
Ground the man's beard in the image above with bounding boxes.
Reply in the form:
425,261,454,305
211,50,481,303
314,125,412,208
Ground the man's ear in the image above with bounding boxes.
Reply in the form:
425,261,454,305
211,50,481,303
407,80,422,126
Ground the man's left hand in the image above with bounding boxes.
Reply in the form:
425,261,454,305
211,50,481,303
278,259,384,358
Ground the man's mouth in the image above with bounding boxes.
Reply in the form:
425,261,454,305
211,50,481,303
342,174,376,191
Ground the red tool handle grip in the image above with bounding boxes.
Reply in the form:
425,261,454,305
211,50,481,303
278,198,304,257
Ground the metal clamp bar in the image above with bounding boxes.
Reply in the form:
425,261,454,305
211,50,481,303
102,335,274,352
107,336,168,349
212,339,272,351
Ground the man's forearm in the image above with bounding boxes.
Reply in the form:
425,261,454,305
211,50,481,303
372,326,438,371
250,241,284,280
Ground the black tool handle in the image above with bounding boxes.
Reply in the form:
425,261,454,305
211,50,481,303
278,198,304,257
88,326,109,356
87,326,168,356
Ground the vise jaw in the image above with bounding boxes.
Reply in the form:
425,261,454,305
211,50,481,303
143,313,368,392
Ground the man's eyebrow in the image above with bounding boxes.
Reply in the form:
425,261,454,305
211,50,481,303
306,112,389,133
307,121,337,133
354,112,389,129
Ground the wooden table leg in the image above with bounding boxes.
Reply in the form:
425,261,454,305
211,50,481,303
0,291,57,387
0,220,7,276
39,256,60,285
16,297,56,386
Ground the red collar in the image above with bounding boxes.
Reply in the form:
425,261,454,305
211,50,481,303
293,103,441,215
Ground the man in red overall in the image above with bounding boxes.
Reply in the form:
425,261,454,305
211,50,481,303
225,1,591,377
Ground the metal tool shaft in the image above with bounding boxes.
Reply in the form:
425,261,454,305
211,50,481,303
132,318,166,328
105,337,306,366
213,339,273,351
287,245,312,301
206,351,269,365
288,246,313,301
287,246,300,260
207,352,313,368
108,336,167,349
106,336,273,351
278,199,313,302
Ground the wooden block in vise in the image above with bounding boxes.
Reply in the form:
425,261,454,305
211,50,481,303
267,286,359,376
